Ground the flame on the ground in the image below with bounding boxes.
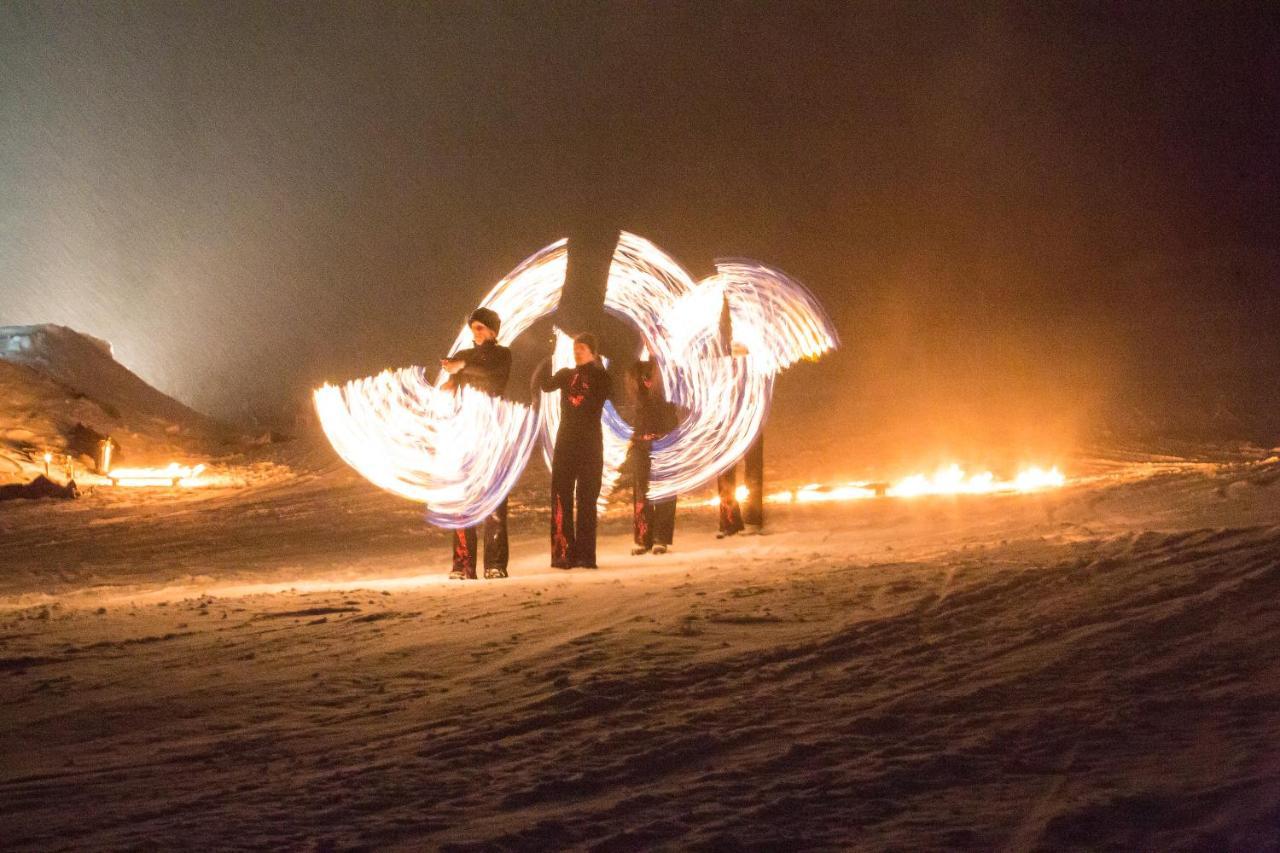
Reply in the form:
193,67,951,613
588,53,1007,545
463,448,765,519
887,464,1065,498
704,465,1066,506
107,463,208,487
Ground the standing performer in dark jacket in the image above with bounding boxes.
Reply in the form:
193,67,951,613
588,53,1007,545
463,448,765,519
716,295,765,538
717,434,763,537
440,307,512,579
624,358,679,555
536,332,612,569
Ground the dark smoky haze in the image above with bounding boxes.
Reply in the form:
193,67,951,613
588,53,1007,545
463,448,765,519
3,3,1278,474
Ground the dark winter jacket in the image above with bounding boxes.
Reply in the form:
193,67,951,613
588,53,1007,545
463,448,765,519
537,359,613,439
449,340,511,397
625,360,680,441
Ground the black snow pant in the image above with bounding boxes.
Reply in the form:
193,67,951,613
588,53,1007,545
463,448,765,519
452,498,509,577
550,434,603,567
717,435,764,533
631,439,675,549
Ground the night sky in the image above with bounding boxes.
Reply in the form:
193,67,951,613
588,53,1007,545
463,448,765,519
3,2,1278,457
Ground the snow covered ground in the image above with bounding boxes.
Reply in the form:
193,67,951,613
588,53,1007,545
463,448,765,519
2,443,1279,850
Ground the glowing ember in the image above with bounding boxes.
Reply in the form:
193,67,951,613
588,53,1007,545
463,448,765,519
791,483,878,503
889,465,993,498
886,464,1066,497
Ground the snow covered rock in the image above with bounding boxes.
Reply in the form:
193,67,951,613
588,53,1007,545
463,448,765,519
0,325,226,478
0,325,210,429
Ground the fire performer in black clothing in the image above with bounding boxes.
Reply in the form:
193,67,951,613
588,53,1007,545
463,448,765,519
716,295,765,538
440,307,512,579
624,358,679,555
535,332,612,569
717,433,764,538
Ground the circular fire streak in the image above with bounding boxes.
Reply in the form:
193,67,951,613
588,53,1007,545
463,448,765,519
584,232,839,501
313,240,567,528
434,239,569,380
315,377,538,526
317,233,841,524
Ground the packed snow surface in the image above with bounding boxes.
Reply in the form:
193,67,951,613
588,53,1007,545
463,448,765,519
1,445,1278,850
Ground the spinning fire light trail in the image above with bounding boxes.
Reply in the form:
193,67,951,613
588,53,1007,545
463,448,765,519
434,240,570,380
318,233,842,522
315,379,539,526
313,240,567,528
315,233,1064,528
584,232,839,501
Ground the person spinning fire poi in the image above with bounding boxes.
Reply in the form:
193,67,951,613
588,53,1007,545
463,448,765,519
623,357,680,555
440,307,512,579
716,295,765,538
535,332,612,569
717,429,763,538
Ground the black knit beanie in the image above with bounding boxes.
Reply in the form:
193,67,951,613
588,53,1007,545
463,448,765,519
469,307,501,335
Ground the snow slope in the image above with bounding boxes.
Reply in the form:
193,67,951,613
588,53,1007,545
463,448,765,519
1,451,1278,850
0,325,212,429
0,325,229,480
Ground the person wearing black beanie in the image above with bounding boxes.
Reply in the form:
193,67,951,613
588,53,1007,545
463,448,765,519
440,308,512,578
468,307,501,338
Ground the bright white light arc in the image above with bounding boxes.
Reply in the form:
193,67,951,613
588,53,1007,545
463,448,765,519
316,233,841,525
314,240,567,528
594,231,839,502
437,239,569,386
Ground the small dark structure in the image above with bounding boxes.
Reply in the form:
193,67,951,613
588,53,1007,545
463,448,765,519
0,475,80,502
66,422,117,470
